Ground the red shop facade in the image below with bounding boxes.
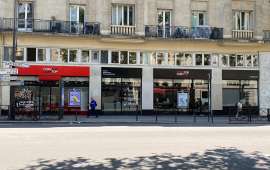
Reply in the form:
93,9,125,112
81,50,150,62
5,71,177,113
11,65,90,118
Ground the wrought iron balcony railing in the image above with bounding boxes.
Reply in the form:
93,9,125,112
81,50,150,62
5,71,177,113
263,30,270,41
0,18,100,35
145,25,223,40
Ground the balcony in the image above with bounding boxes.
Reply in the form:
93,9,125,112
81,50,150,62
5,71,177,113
0,18,100,36
263,30,270,41
145,25,223,40
110,25,136,36
232,30,254,40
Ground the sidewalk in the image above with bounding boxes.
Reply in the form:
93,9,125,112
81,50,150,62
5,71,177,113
0,115,269,125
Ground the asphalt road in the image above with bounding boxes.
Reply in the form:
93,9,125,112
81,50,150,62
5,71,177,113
0,124,270,170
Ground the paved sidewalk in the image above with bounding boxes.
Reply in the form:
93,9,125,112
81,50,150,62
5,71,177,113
0,115,269,125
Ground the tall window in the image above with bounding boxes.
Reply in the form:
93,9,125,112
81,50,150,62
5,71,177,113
112,4,135,26
70,5,85,33
157,10,171,37
192,11,207,27
233,11,253,30
17,2,33,31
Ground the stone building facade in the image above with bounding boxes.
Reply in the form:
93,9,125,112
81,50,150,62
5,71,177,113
0,0,270,117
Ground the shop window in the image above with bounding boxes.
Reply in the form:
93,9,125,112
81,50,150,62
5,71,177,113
245,55,252,67
51,49,59,62
91,50,100,64
236,54,244,67
26,48,36,62
69,49,78,62
129,52,136,64
253,55,259,67
204,54,211,66
37,48,46,62
168,52,175,65
81,50,90,63
120,51,128,64
101,51,109,64
221,55,229,67
140,52,150,65
229,54,236,67
60,49,68,63
112,51,119,64
195,54,203,66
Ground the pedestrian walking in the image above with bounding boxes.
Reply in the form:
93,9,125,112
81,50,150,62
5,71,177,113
89,98,98,118
236,101,242,118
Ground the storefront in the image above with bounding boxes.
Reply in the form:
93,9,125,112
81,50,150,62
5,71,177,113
222,70,259,112
11,65,90,118
154,69,211,114
101,67,142,114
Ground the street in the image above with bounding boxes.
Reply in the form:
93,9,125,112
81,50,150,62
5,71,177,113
0,124,270,170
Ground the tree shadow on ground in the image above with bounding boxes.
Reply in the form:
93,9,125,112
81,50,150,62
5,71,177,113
20,147,270,170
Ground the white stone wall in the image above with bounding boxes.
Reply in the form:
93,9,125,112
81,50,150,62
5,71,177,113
211,68,223,111
89,65,102,110
259,52,270,115
142,67,153,111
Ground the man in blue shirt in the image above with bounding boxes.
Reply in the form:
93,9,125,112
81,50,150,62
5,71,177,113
89,98,98,118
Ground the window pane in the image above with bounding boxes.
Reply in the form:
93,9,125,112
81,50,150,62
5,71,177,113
236,54,244,66
221,55,228,67
37,49,46,62
245,55,252,67
51,49,59,62
195,54,202,66
253,55,258,67
4,47,13,61
27,48,36,62
123,6,128,25
69,50,77,62
60,49,68,63
81,50,90,63
101,51,109,64
156,52,165,65
16,48,24,61
242,89,258,106
120,51,128,64
175,53,184,66
129,52,136,64
91,50,100,63
129,6,134,26
79,6,85,23
204,54,211,66
140,52,150,65
168,52,175,65
118,5,122,25
112,51,119,63
229,54,236,67
185,53,193,66
199,13,204,25
112,5,117,25
223,89,239,106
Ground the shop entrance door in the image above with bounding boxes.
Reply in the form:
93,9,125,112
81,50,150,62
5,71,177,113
39,82,60,116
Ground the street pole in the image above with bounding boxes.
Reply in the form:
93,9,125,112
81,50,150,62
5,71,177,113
9,0,17,120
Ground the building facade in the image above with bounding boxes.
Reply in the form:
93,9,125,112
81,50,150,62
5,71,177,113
0,0,270,117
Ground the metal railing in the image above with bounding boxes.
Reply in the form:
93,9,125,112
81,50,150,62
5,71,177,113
145,25,223,40
263,30,270,41
232,30,254,40
0,18,100,35
111,25,136,36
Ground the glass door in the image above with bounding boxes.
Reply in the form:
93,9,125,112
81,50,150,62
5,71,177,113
157,10,171,38
70,5,85,33
17,2,33,31
40,83,60,116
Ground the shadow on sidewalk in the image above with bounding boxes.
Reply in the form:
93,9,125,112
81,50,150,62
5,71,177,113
19,147,270,170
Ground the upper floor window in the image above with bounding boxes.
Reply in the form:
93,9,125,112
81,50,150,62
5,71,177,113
192,11,207,27
17,2,33,31
112,4,135,26
70,5,85,33
233,11,253,30
157,10,171,37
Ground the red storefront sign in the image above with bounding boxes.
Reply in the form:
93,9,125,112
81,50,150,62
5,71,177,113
17,65,90,80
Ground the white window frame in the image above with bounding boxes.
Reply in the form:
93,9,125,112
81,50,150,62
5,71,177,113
112,4,135,26
192,11,208,27
36,48,46,63
233,11,253,30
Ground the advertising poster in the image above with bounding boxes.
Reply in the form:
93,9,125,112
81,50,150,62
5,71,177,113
177,92,189,108
69,89,81,107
